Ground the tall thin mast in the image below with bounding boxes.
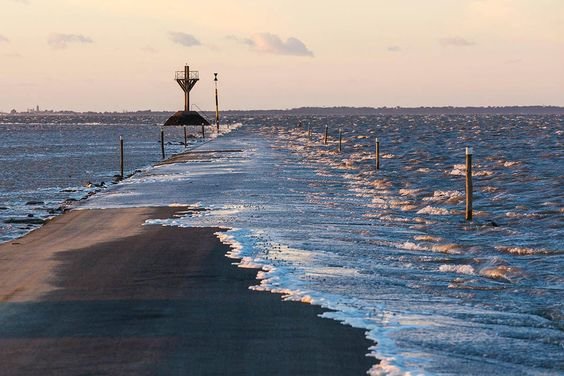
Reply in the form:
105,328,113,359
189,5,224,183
214,73,220,131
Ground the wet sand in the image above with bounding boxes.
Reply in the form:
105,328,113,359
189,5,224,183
0,207,374,375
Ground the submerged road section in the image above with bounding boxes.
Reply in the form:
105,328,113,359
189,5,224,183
0,201,373,373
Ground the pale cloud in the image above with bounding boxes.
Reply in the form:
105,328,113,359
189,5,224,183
225,35,253,46
141,45,157,53
48,33,93,49
387,45,401,52
168,32,201,47
231,33,314,57
0,35,9,43
9,0,29,4
439,37,476,47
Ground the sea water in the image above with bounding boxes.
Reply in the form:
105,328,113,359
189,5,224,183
2,113,563,375
0,113,198,242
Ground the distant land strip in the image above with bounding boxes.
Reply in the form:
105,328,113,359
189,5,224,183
2,106,563,117
217,106,564,116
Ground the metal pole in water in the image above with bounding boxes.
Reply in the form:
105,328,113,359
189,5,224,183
375,138,380,170
119,135,124,179
214,73,220,132
160,127,165,159
184,126,187,147
338,128,342,152
466,146,473,221
324,125,328,145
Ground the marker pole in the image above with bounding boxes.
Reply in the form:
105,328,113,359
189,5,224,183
160,128,165,159
375,138,380,170
466,146,473,221
119,136,124,178
214,73,220,132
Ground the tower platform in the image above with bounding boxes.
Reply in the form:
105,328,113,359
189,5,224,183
164,110,210,126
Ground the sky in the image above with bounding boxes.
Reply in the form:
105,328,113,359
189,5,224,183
0,0,563,111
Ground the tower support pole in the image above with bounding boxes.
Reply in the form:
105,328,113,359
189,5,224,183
184,65,190,111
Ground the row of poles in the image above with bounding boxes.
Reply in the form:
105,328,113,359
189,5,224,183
161,123,218,159
118,123,214,179
119,122,474,222
302,123,474,221
307,123,382,169
160,126,203,160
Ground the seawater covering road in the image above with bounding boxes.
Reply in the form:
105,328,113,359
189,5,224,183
0,206,372,375
84,123,564,375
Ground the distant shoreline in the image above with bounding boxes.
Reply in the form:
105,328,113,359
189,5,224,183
217,105,564,116
1,105,563,116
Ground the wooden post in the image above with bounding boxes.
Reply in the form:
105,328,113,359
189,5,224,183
184,126,187,147
375,138,380,170
214,73,220,132
160,128,165,159
324,125,328,145
119,135,124,179
338,128,342,152
465,147,473,221
201,124,205,139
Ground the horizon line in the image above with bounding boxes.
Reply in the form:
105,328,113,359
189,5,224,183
2,104,564,114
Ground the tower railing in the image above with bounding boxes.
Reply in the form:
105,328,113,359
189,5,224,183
175,71,199,80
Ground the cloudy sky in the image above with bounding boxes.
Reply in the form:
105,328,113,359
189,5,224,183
0,0,562,111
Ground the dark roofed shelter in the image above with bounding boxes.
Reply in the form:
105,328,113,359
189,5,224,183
164,111,210,126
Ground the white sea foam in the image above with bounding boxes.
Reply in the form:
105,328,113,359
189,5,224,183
505,211,542,219
495,245,554,256
449,164,466,176
432,244,462,254
449,164,494,177
479,265,517,283
371,180,392,189
390,200,412,208
502,161,521,167
397,241,426,251
439,264,476,275
413,235,442,242
369,359,415,376
416,206,452,215
399,204,418,211
399,188,423,196
481,186,498,193
422,190,463,204
377,215,412,223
